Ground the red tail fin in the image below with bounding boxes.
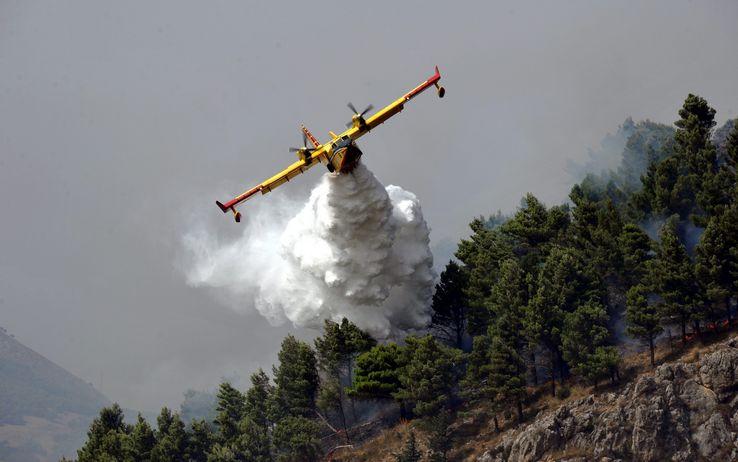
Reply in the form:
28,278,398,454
301,124,320,148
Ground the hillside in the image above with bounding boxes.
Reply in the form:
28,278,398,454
0,327,110,462
335,332,738,461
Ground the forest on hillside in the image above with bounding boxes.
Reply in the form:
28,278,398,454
71,94,738,462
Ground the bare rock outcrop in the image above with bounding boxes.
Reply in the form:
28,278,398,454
478,336,738,461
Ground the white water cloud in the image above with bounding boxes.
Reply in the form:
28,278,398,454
183,163,435,339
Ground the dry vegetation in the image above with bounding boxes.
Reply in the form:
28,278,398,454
331,326,738,462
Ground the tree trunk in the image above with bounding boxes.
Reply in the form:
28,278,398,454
347,360,358,424
399,400,408,420
550,350,556,397
516,400,523,423
680,319,687,343
493,415,500,433
693,320,702,340
557,350,567,384
337,382,350,444
649,336,655,368
726,296,732,325
529,350,538,386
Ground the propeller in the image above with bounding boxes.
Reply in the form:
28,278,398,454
289,131,317,155
346,102,373,127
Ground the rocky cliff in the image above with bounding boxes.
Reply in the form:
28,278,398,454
478,335,738,462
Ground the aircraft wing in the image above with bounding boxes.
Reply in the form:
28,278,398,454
365,66,443,132
216,153,324,222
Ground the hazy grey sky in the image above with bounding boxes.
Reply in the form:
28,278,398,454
1,1,736,411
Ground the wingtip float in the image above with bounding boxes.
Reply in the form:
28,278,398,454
216,66,445,222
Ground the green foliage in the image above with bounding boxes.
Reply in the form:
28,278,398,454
129,414,156,461
272,416,322,462
723,121,738,167
696,209,738,321
460,334,492,402
617,120,676,193
488,333,526,421
348,343,407,400
431,260,469,348
315,318,376,377
487,258,528,336
244,369,273,428
501,194,570,251
569,188,624,276
626,284,662,367
651,220,700,337
214,382,245,445
395,335,462,418
206,443,238,462
151,407,188,462
77,404,133,462
423,410,454,462
269,335,319,421
455,218,513,335
187,419,214,462
618,223,653,285
561,302,620,385
526,246,602,355
180,389,217,425
395,431,422,462
233,416,272,462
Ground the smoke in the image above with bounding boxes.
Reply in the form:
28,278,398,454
182,163,435,339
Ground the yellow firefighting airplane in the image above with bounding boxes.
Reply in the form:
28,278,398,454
216,66,445,222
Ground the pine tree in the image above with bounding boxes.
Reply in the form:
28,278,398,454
456,218,514,335
696,212,737,324
459,334,492,403
187,419,214,462
618,223,654,285
395,335,462,418
348,343,408,417
272,416,322,462
77,404,132,462
314,318,375,431
234,416,272,462
214,382,245,445
244,369,273,429
487,258,529,419
269,335,319,421
626,284,662,367
488,333,526,422
675,94,722,223
651,220,699,339
561,301,620,386
725,122,738,169
526,247,602,395
129,414,156,461
206,443,238,462
424,410,453,462
395,431,422,462
151,408,188,462
569,188,624,277
431,260,469,349
675,94,716,176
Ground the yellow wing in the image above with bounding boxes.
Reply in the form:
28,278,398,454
259,156,322,194
216,149,326,221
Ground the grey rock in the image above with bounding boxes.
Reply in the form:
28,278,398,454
693,413,733,459
479,335,738,462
